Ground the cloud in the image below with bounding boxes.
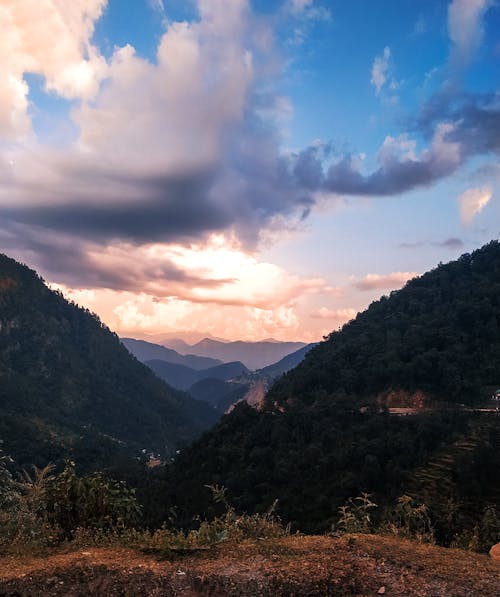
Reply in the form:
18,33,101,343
371,47,391,95
353,272,418,291
0,0,498,309
448,0,493,70
311,307,357,321
398,241,426,249
0,0,107,139
399,237,465,250
5,227,331,310
289,0,314,14
324,123,461,195
458,186,492,225
434,237,465,249
0,0,317,251
51,240,330,341
413,14,427,36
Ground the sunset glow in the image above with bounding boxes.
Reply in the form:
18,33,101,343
1,0,498,341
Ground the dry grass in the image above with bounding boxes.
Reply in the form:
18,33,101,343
0,534,498,596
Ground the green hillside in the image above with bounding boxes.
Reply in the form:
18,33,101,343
0,254,217,470
163,242,500,541
269,240,500,409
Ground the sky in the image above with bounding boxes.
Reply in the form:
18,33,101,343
0,0,499,342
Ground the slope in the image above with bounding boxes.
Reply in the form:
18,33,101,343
145,359,249,391
268,240,500,409
164,241,500,539
257,343,316,378
0,254,217,470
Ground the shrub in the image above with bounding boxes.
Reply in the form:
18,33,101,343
335,493,378,534
44,461,141,539
382,495,435,543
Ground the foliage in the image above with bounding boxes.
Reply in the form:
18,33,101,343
0,460,141,552
382,495,435,543
452,506,500,552
44,461,141,539
0,253,217,471
161,242,500,545
0,441,19,511
269,240,500,408
335,493,378,534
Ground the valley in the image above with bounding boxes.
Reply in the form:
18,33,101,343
1,242,499,595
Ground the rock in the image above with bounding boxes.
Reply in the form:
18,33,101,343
377,587,386,594
489,543,500,561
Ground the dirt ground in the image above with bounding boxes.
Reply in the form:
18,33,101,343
0,534,499,596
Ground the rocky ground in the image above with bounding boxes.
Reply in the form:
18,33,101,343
0,534,499,596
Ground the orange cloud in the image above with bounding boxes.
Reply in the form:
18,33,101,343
352,271,418,291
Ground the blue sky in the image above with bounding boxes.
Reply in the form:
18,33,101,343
0,0,498,341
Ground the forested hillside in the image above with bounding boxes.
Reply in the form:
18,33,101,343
0,254,217,470
163,242,500,542
269,240,500,409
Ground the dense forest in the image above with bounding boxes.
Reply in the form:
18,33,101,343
159,242,500,544
0,254,217,470
268,240,500,409
1,244,499,550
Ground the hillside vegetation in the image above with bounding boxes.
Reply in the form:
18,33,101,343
0,254,217,470
269,240,500,409
163,242,500,543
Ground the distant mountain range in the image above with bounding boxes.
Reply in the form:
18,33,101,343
121,338,222,370
162,337,307,370
137,344,315,412
145,360,250,391
0,254,217,470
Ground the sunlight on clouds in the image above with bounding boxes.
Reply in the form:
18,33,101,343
311,307,357,321
54,287,305,342
458,186,492,226
352,272,418,291
50,236,332,341
0,0,106,139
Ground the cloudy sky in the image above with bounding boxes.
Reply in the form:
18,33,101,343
1,0,499,342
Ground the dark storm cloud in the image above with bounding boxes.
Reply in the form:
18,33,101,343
416,92,500,154
4,169,231,245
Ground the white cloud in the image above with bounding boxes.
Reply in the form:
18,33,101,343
289,0,314,14
0,0,107,139
458,186,492,226
448,0,493,69
371,46,391,95
377,133,417,167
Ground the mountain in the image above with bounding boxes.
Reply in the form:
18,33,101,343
257,343,316,378
0,254,218,470
145,359,249,392
184,338,307,370
160,337,192,354
121,338,222,370
268,241,500,410
163,241,500,541
188,378,250,412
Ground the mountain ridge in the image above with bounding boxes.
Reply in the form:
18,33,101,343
164,241,500,539
173,337,308,370
0,253,217,470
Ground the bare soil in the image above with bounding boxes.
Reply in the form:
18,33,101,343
0,534,499,596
